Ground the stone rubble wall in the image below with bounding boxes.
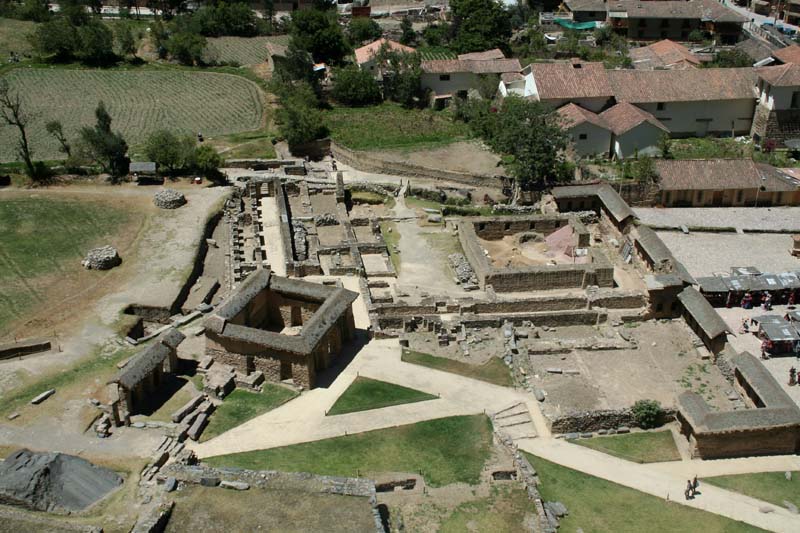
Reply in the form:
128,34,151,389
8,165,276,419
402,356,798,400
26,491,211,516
548,407,676,434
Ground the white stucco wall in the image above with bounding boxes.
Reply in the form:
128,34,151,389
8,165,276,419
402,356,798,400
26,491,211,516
759,84,798,110
613,123,664,159
636,99,756,136
421,72,479,96
568,122,611,157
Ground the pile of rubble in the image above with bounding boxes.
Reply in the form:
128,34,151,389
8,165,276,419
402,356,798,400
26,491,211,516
81,245,121,270
448,253,478,288
153,189,187,209
293,223,308,261
314,212,338,226
171,393,216,442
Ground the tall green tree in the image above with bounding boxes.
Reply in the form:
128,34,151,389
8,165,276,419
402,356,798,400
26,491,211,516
276,82,328,147
331,66,382,106
166,31,207,65
449,0,511,54
399,17,415,46
348,17,382,44
115,21,137,58
144,130,195,173
289,8,350,64
79,102,129,178
78,19,115,65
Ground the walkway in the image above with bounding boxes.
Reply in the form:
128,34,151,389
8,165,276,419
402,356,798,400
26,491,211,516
519,438,799,533
259,195,286,276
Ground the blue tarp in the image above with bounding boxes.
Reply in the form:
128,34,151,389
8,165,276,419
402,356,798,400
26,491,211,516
555,19,599,30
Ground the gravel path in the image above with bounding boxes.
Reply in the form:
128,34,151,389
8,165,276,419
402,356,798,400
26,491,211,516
635,207,800,232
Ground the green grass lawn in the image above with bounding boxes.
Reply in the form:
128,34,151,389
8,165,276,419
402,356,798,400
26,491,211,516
205,414,493,487
0,17,35,62
568,431,681,464
402,349,513,387
327,377,437,416
201,384,298,442
405,195,444,211
669,137,750,160
704,472,800,510
350,190,395,209
525,453,766,533
439,484,533,533
211,127,277,160
325,103,470,151
0,197,130,334
379,221,401,273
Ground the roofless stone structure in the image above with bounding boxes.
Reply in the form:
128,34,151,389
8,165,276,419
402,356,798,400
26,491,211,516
204,269,357,389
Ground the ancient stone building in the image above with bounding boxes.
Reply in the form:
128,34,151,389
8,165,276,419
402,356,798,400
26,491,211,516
110,328,185,425
677,351,800,459
677,287,729,354
204,269,357,389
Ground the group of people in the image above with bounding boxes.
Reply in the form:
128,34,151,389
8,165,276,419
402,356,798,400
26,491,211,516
740,292,773,310
685,476,700,500
790,367,797,386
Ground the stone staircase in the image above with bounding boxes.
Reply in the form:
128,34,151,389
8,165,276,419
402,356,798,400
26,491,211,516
492,402,538,440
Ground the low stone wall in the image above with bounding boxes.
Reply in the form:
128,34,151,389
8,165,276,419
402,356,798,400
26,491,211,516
331,141,503,187
587,289,648,310
549,408,676,434
466,295,587,314
0,338,52,360
461,309,605,328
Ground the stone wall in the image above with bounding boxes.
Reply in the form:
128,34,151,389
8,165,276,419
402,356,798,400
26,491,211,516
471,215,574,240
466,295,587,314
331,141,503,188
549,408,676,433
688,426,800,459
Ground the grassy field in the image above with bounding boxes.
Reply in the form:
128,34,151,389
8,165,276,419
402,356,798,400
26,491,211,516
204,35,290,66
325,103,470,151
0,68,265,161
402,349,513,387
0,17,35,62
205,414,493,487
350,190,395,208
526,453,765,533
167,484,374,532
568,431,681,463
0,197,131,334
209,126,277,160
704,471,800,510
439,484,533,533
327,377,437,416
379,221,401,272
201,384,298,442
669,137,751,160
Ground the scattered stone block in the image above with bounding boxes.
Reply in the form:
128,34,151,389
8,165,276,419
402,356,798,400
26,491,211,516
171,395,205,423
533,388,545,402
131,421,146,429
30,389,55,405
759,506,774,513
565,432,580,440
617,426,630,434
546,368,563,374
546,501,568,517
580,432,593,439
188,413,209,441
784,501,798,514
7,412,19,420
200,477,220,487
82,245,121,270
164,477,177,492
564,369,580,375
220,480,250,491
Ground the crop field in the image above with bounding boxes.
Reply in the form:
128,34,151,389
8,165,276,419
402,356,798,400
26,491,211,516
0,68,265,161
0,17,36,62
204,35,290,66
0,195,136,337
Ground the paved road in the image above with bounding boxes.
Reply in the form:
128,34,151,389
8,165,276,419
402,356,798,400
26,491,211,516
722,0,800,33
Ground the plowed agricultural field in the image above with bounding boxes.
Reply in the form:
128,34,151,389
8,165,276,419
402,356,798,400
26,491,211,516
0,68,265,161
205,35,290,66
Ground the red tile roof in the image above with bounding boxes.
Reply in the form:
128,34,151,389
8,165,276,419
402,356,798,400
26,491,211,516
773,44,800,64
457,49,506,61
629,39,701,70
354,39,415,65
599,102,668,135
555,103,610,130
654,159,799,191
421,58,522,74
756,63,800,86
529,61,614,100
608,68,756,103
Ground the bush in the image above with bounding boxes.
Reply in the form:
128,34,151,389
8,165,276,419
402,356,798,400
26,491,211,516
179,2,261,37
167,31,207,65
348,17,382,44
632,399,663,429
331,66,382,106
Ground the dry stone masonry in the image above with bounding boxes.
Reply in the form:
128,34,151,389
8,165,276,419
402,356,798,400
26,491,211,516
153,189,187,209
81,245,121,270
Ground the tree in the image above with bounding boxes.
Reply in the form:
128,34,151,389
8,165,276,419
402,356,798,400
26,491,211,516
289,8,350,64
115,21,137,58
632,399,663,429
0,79,40,180
687,29,704,43
144,130,195,173
191,144,225,183
708,49,752,68
630,155,657,184
658,133,672,160
399,17,415,46
276,82,328,147
15,0,51,22
422,23,448,47
375,45,424,108
166,31,207,65
78,19,116,65
46,120,72,157
78,102,129,178
30,17,80,62
348,17,382,44
331,66,382,106
449,0,511,54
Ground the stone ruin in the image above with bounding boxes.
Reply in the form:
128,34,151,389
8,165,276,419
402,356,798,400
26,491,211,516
153,189,187,209
82,245,121,270
0,449,122,513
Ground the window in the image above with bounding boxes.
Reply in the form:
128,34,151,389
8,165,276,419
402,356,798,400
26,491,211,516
792,91,800,108
504,222,511,231
656,102,665,111
736,190,744,203
665,192,672,205
439,74,450,81
578,133,588,140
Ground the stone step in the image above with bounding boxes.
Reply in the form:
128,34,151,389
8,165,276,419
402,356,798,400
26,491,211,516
493,402,524,416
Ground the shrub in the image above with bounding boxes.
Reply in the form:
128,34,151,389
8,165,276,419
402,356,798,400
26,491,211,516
348,17,382,44
167,32,207,65
331,66,382,106
632,399,663,429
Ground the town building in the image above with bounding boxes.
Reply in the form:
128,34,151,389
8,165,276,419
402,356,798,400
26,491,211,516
600,102,669,158
354,38,416,77
653,159,800,207
628,39,702,70
751,63,800,146
555,103,612,157
421,56,522,104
